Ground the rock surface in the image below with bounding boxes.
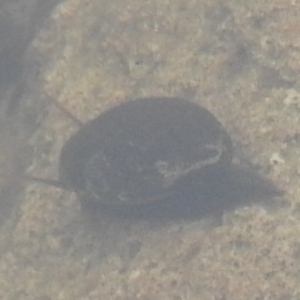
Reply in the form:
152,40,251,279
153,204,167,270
0,0,299,299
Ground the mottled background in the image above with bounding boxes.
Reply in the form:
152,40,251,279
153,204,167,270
0,0,300,299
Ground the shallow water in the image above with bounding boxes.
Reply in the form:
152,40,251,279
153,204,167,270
0,0,298,299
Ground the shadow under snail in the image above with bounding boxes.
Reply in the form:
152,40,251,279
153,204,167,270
24,97,282,219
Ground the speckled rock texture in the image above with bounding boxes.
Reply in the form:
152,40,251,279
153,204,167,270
0,0,300,299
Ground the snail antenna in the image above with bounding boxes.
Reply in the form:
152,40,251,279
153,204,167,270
20,174,67,190
0,172,67,190
49,98,83,127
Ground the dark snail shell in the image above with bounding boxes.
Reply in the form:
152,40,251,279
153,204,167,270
58,97,233,207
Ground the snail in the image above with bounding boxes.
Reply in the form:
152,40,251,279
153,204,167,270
23,97,282,219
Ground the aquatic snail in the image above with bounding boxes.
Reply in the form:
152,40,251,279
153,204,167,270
20,97,282,218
